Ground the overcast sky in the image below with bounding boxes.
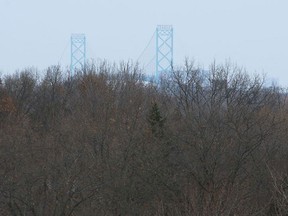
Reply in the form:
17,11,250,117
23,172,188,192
1,0,287,85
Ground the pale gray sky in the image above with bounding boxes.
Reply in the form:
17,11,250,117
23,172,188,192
1,0,287,85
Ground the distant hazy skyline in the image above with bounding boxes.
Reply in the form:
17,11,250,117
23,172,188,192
1,0,288,85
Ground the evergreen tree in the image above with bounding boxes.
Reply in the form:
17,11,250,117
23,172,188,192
147,102,165,138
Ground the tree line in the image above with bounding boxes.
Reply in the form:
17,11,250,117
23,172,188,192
0,61,288,215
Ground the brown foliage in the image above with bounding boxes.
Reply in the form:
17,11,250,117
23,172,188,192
0,61,288,215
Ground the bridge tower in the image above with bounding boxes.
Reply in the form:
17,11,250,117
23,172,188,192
156,25,173,82
70,34,86,77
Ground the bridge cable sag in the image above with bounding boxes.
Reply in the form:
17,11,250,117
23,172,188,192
136,31,156,62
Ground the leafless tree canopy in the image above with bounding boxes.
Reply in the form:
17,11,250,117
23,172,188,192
0,61,288,215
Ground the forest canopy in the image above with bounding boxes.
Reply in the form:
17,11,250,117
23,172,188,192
0,61,288,215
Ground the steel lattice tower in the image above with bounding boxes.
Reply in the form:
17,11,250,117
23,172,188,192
70,34,86,77
156,25,173,82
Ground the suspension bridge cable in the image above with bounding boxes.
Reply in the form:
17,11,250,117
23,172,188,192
58,40,70,64
143,55,156,70
87,41,97,61
136,31,156,62
144,55,156,69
